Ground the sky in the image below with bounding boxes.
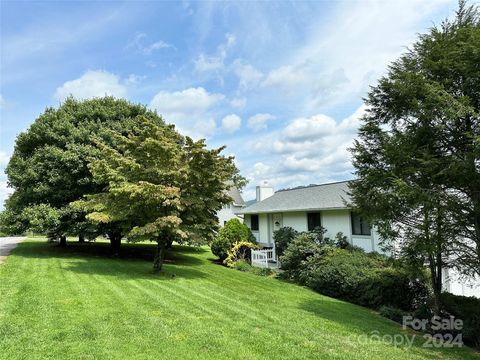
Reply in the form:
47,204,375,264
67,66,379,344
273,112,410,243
0,0,458,205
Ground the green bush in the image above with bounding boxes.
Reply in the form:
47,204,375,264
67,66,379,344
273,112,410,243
231,260,274,276
279,232,322,282
273,227,298,257
296,247,429,311
379,306,409,324
232,260,254,272
211,219,256,261
441,292,480,349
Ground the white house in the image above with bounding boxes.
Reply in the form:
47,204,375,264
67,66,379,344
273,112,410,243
240,181,385,253
217,185,245,226
241,180,480,298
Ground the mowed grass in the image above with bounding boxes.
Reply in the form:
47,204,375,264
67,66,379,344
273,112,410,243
0,239,478,360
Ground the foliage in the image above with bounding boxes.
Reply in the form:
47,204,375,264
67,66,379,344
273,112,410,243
300,248,430,311
224,240,259,267
379,306,409,324
211,218,256,261
349,2,480,311
273,226,298,257
279,227,350,281
74,116,241,271
279,232,323,281
441,292,480,348
3,97,163,243
230,260,274,276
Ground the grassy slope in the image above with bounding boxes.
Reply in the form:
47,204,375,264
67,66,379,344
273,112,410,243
0,239,478,360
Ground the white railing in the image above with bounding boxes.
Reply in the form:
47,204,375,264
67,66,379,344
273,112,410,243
251,248,279,268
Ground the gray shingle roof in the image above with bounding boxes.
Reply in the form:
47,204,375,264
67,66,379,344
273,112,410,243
240,180,352,214
227,186,245,206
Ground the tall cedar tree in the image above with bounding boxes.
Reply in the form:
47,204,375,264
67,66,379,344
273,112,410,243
3,97,165,249
350,1,480,311
73,117,240,272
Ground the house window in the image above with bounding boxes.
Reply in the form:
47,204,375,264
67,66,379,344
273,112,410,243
351,213,371,236
250,214,259,231
307,212,321,231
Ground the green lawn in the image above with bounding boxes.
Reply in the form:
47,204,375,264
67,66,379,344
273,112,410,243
0,239,478,360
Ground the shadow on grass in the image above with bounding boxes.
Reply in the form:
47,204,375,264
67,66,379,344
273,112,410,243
300,298,475,359
12,240,209,280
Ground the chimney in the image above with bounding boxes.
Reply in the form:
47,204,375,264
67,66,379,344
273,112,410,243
256,182,274,202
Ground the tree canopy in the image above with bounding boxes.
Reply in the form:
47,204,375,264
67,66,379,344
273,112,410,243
74,116,240,271
349,1,480,309
3,97,165,246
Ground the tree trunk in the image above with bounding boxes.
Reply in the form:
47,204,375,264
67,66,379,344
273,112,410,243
153,239,167,273
78,233,85,243
59,235,67,247
108,232,122,255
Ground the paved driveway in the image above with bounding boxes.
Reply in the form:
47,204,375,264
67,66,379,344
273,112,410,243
0,237,25,264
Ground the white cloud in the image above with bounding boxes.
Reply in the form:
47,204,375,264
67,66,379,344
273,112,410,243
124,74,146,86
230,97,246,109
0,151,10,166
247,113,276,132
194,54,225,73
233,59,263,90
0,94,5,109
262,0,451,112
240,106,366,197
194,33,236,74
220,114,241,134
54,70,127,101
129,33,173,55
149,87,225,138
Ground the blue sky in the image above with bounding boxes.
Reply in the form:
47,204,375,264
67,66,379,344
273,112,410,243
0,0,457,204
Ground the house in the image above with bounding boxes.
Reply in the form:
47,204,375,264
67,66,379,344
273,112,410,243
217,185,246,226
242,180,480,298
240,180,386,254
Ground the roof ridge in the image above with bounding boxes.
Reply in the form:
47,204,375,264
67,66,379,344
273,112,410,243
276,180,352,193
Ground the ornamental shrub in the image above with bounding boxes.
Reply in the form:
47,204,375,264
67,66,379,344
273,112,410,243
273,227,298,257
224,240,259,267
211,218,256,261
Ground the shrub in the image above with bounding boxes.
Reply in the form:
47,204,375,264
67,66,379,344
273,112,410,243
211,219,256,261
379,306,409,324
300,248,385,300
360,267,430,311
224,241,259,267
333,232,350,249
441,292,480,349
252,266,274,277
232,260,253,272
231,260,275,276
299,247,429,311
279,233,322,282
273,227,298,257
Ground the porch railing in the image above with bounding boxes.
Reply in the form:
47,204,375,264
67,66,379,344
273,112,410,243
251,248,279,268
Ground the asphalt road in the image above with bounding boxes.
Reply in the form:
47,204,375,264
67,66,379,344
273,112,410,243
0,236,25,264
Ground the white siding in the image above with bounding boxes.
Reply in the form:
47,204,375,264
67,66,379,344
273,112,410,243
443,268,480,298
283,212,308,232
217,204,243,227
321,210,351,239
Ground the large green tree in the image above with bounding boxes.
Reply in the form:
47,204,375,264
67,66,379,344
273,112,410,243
3,97,165,249
350,1,480,309
74,116,241,271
